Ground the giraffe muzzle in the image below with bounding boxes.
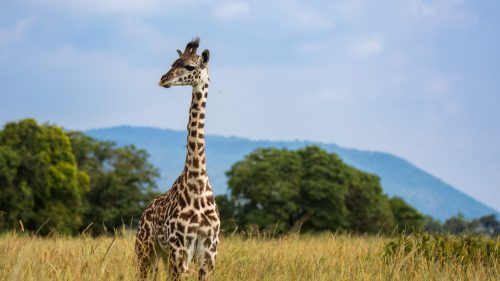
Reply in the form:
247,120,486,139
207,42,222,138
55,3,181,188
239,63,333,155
159,79,172,88
159,73,173,88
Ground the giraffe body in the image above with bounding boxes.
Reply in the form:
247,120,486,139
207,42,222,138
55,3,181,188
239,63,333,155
135,38,219,281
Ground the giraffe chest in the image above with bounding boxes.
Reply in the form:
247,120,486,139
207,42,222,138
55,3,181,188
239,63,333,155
169,195,219,230
154,191,219,233
155,197,219,256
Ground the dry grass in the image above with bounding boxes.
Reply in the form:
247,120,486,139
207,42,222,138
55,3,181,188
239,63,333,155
0,232,498,281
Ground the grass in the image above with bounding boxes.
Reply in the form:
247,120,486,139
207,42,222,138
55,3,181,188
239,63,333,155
0,231,499,281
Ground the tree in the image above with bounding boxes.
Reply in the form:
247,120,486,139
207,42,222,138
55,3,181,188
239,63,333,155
296,146,350,231
344,168,395,233
423,215,444,233
389,197,424,233
0,119,161,235
225,146,405,234
0,119,88,234
468,214,500,236
67,131,159,234
226,148,302,233
443,213,468,234
215,194,237,232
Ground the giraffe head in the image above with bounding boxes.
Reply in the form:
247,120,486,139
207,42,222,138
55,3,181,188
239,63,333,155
159,37,210,88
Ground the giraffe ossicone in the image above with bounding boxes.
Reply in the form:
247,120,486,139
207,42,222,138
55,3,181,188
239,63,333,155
136,37,220,281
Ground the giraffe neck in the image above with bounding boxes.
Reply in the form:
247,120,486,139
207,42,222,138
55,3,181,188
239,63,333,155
184,80,210,194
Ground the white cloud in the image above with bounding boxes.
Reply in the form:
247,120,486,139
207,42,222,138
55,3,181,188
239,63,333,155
213,1,251,20
28,0,202,16
408,0,438,16
0,18,34,61
282,2,334,31
354,35,384,57
0,17,34,44
407,0,477,24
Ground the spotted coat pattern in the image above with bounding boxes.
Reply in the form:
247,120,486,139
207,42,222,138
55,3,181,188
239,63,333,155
136,38,219,281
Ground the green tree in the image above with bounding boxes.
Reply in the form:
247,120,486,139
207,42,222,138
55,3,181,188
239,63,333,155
215,194,237,232
225,146,403,234
296,146,349,231
0,145,25,230
67,131,159,234
345,169,395,233
389,196,424,233
0,119,88,234
443,213,468,234
227,148,302,233
423,215,444,233
469,214,500,236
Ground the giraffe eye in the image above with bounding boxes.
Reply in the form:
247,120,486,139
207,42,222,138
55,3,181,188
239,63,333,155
184,65,196,71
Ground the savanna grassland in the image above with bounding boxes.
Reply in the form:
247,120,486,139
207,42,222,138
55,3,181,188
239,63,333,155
1,232,499,281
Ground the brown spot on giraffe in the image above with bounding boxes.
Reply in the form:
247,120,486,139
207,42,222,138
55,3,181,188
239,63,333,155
190,214,199,224
193,157,200,168
179,209,195,221
188,141,196,151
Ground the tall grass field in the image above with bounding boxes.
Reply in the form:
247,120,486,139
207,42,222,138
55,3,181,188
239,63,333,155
1,232,499,281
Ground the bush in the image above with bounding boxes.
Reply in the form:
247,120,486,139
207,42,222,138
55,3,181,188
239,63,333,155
384,233,500,267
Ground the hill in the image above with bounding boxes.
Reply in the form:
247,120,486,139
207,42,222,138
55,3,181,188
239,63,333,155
86,126,499,221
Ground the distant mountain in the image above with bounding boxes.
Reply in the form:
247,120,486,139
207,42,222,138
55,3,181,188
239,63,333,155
86,126,499,221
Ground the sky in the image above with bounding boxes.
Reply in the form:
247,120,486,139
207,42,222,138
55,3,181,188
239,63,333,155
1,0,499,211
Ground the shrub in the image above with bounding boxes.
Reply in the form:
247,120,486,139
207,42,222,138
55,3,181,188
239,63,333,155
384,233,500,267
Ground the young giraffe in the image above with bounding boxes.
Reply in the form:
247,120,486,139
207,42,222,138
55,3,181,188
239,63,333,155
135,38,220,281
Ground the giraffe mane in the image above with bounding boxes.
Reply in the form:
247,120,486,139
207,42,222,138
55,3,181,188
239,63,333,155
186,37,200,51
183,37,200,58
171,37,201,67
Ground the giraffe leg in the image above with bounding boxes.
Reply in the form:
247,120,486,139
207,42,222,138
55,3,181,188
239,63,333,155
197,249,216,281
135,224,158,281
167,248,189,281
135,239,156,280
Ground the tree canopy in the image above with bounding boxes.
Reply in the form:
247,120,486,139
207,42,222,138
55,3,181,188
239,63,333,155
0,119,88,234
0,119,159,235
222,146,423,234
68,131,159,234
389,196,424,232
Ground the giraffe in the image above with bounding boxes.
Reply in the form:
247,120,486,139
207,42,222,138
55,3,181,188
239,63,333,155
135,38,220,281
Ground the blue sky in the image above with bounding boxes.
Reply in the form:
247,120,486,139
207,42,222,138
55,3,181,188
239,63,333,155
1,0,499,211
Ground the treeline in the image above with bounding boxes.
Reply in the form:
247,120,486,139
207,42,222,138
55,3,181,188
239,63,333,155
0,119,159,235
424,213,500,236
1,119,498,237
217,146,500,237
216,146,426,235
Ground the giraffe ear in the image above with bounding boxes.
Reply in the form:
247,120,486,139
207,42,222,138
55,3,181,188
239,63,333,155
201,49,210,65
176,49,183,58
